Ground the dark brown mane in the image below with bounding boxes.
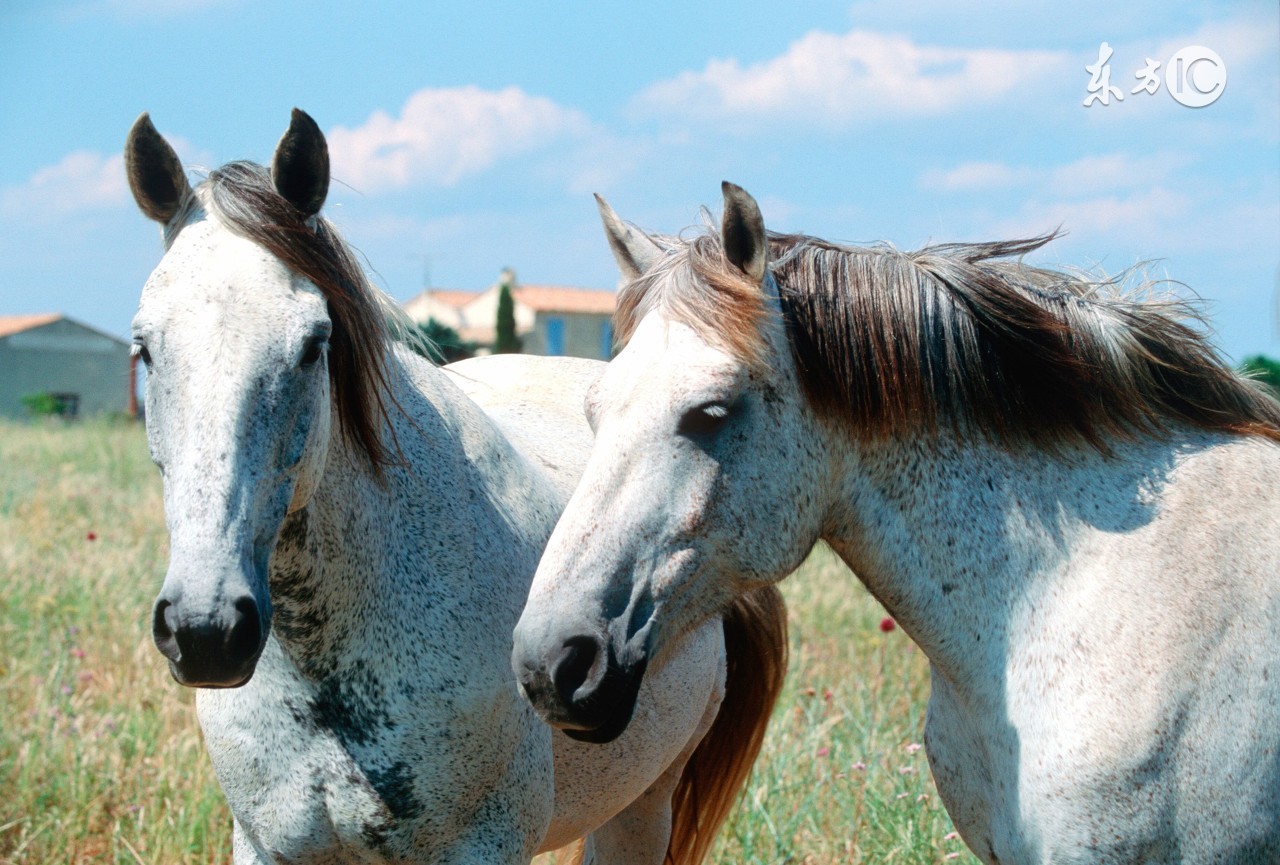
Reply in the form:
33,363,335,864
617,229,1280,449
197,161,400,472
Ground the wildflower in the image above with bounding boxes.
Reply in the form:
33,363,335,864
879,617,896,632
70,647,86,659
944,832,959,841
823,689,834,701
851,761,867,771
905,742,922,754
946,854,961,860
86,531,97,542
60,684,73,696
816,747,829,757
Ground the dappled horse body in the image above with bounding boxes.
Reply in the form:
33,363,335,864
126,113,786,865
513,183,1280,864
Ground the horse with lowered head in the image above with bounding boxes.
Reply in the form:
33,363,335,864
513,182,1280,864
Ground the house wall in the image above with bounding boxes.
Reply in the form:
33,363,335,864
0,319,132,418
402,294,467,331
528,312,614,360
461,285,536,338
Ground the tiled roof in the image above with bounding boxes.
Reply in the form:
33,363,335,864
408,285,617,316
425,290,483,308
0,313,60,339
513,286,616,314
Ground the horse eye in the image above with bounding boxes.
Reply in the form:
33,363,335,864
299,336,327,367
677,402,732,438
134,343,152,368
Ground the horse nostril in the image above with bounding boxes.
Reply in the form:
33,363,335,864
227,596,262,662
551,634,605,706
152,598,180,661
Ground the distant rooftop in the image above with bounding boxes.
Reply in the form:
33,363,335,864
423,284,616,315
0,313,60,339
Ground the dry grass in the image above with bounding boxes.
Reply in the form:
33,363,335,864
0,420,976,864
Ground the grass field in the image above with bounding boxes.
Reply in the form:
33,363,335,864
0,419,978,865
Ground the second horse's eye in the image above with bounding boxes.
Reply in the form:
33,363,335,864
300,336,327,367
677,402,732,439
133,340,153,369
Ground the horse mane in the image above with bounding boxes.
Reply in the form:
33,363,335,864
177,161,403,473
616,229,1280,450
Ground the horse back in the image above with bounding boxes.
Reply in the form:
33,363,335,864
444,354,603,496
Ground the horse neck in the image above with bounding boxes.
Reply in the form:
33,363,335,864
820,429,1188,689
269,351,561,673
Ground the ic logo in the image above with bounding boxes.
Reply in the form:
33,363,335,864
1165,46,1227,108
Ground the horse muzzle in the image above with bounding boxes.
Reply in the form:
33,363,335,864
152,592,268,688
512,627,649,744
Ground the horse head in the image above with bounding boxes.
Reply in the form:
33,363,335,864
512,184,828,740
127,110,336,687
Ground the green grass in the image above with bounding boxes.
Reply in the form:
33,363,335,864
0,420,977,864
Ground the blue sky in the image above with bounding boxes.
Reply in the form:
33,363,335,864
1,0,1276,361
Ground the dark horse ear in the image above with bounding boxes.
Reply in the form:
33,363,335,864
125,113,192,224
271,108,330,217
720,181,767,284
596,193,664,284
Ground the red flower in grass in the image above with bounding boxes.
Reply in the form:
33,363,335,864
86,531,97,542
879,617,896,632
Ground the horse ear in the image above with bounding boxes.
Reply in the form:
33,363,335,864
125,113,191,224
272,108,330,217
596,194,664,283
720,181,767,284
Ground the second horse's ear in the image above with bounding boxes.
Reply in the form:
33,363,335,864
271,108,330,217
720,181,767,284
596,194,664,284
125,113,192,224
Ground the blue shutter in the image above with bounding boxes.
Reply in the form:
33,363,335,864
545,317,565,356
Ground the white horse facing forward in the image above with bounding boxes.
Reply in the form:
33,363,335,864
126,114,786,865
513,182,1280,864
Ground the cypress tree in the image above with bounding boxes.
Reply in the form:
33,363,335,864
495,272,522,354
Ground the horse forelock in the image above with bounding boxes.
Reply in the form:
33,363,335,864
185,161,403,474
619,228,1280,449
614,231,777,373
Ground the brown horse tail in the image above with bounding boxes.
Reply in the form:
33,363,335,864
665,585,789,865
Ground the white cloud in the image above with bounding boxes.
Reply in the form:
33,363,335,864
920,161,1039,192
1044,152,1192,198
0,150,127,221
921,152,1193,197
327,86,594,193
633,29,1069,126
0,131,210,223
996,186,1193,244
